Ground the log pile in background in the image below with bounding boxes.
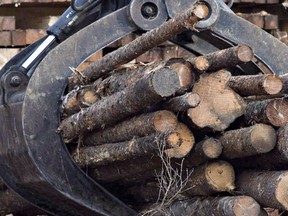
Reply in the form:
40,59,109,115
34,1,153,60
55,23,288,215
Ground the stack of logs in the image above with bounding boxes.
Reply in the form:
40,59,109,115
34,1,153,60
1,3,288,216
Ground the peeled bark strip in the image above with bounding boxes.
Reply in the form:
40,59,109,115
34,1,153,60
219,124,276,159
158,92,200,112
188,70,246,131
58,68,181,142
84,110,178,146
229,74,283,96
165,122,195,158
244,98,288,127
236,171,288,210
0,189,43,216
184,137,223,167
68,3,209,88
188,45,254,73
184,160,235,196
167,196,260,216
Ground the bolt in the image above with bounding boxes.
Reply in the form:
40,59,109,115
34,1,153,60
10,75,22,87
141,3,158,20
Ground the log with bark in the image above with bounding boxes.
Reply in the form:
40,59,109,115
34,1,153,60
218,124,276,159
187,70,246,131
58,67,183,142
188,44,254,73
236,171,288,210
244,98,288,127
166,196,261,216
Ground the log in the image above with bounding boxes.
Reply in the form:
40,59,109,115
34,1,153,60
187,70,246,131
219,124,276,159
236,171,288,210
0,189,44,216
184,160,235,196
58,67,182,142
63,59,195,116
229,74,283,96
167,196,261,216
188,45,254,73
68,3,209,88
164,122,195,158
73,124,194,168
184,137,223,167
280,74,288,94
244,99,288,127
156,92,200,112
83,110,178,146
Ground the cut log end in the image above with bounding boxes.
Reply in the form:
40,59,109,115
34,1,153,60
233,196,261,216
82,91,98,105
266,99,288,127
170,62,194,91
165,123,195,158
152,68,180,97
206,161,235,192
202,138,223,159
153,110,178,133
250,124,276,153
193,3,210,19
194,56,210,72
263,75,283,95
275,172,288,210
237,44,254,63
187,93,201,108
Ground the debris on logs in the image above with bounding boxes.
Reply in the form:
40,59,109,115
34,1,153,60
83,110,178,146
236,171,288,210
229,74,283,96
68,3,209,88
218,124,276,159
167,196,261,216
188,44,254,73
59,67,182,142
187,70,246,131
244,98,288,127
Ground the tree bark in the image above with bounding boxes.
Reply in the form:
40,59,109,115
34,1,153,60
218,124,276,159
188,70,246,131
68,3,209,88
244,98,288,127
83,110,178,146
184,137,223,167
157,92,200,112
236,171,288,210
58,67,182,142
188,45,254,73
229,74,283,96
167,196,261,216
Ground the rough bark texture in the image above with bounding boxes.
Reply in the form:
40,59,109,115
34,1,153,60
188,70,246,131
164,122,195,158
58,68,181,142
229,74,283,96
219,124,276,159
72,135,159,167
244,98,288,127
167,196,261,216
184,137,223,167
188,44,254,73
236,171,288,210
157,92,200,112
83,110,178,146
68,3,209,88
183,160,235,196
